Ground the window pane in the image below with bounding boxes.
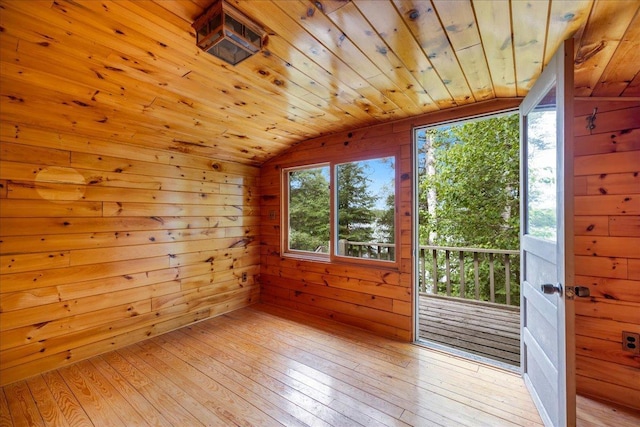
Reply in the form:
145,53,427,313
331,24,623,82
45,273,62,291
527,86,557,241
336,157,395,261
287,166,330,254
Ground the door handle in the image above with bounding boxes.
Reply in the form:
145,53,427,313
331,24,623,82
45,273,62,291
541,283,562,295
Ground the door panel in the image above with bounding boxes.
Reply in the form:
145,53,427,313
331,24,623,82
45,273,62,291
520,38,575,427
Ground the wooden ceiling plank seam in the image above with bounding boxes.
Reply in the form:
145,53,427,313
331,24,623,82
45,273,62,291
351,0,454,109
430,0,495,101
1,46,310,153
0,1,115,61
45,1,340,134
472,0,517,98
574,0,640,96
147,0,204,23
9,0,340,144
0,40,155,112
324,1,439,113
543,0,595,67
89,0,343,123
623,69,640,97
281,0,390,81
258,37,385,121
511,0,550,96
234,0,393,111
233,0,396,116
0,2,338,154
105,0,376,125
279,0,424,115
592,8,640,97
392,0,476,105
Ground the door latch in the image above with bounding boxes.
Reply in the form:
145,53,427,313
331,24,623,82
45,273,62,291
566,286,590,300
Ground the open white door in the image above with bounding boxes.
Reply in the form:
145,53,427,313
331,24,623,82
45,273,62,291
520,38,576,427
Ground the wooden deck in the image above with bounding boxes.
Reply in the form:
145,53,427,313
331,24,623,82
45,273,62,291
2,303,638,426
418,294,521,367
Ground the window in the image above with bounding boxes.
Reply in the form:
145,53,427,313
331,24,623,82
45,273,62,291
285,164,330,255
335,157,395,261
283,155,396,263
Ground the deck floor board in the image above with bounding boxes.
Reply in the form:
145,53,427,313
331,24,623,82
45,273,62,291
418,294,522,366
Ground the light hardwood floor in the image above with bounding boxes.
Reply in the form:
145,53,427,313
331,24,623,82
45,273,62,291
1,304,638,426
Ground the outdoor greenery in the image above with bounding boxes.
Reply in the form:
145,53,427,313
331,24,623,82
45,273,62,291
417,113,521,304
287,159,395,258
288,166,330,253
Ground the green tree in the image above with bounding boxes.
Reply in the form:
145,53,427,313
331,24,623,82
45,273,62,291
289,167,330,252
336,161,378,243
421,114,520,250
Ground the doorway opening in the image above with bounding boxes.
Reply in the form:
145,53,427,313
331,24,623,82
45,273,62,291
414,111,522,369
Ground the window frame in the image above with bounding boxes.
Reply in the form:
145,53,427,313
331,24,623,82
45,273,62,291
281,162,331,261
281,149,400,268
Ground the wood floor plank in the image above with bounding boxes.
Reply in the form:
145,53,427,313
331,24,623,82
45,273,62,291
25,376,70,427
130,341,283,426
74,360,151,427
0,389,12,427
201,314,508,426
57,365,125,427
103,351,205,427
182,324,402,426
229,311,537,426
177,325,384,427
88,357,173,427
3,381,44,427
577,395,640,427
116,346,224,426
6,304,633,427
40,371,93,427
156,331,328,427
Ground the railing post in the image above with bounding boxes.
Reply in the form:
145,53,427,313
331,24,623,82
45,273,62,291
420,248,426,293
489,253,495,303
338,239,346,256
505,254,511,305
473,252,480,300
445,250,451,296
431,249,438,295
459,250,465,299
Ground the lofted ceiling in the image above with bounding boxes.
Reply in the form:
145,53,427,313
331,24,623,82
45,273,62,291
1,0,639,166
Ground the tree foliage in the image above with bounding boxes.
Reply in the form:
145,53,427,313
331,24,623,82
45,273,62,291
419,114,520,250
288,167,330,252
336,161,378,243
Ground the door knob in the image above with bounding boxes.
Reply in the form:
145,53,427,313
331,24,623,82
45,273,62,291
541,283,562,295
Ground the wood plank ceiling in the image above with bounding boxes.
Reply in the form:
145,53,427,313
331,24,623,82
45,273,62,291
1,0,639,166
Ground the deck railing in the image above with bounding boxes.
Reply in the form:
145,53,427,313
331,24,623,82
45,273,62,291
338,241,520,306
338,239,395,260
418,245,520,306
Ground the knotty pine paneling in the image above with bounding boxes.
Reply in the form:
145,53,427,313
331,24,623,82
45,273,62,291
0,124,260,386
573,99,640,410
258,99,521,342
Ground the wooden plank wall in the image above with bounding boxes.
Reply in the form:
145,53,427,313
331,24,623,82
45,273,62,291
573,99,640,409
0,126,261,387
259,99,521,342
